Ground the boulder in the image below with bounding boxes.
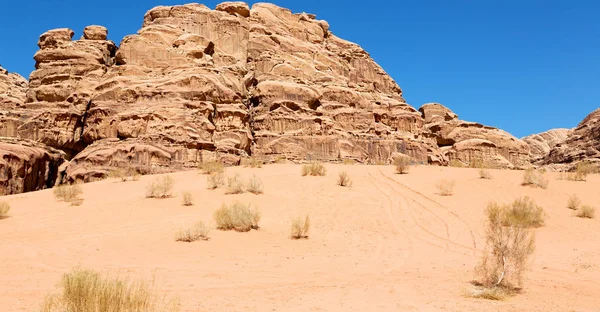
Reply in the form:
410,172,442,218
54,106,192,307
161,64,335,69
216,1,250,17
83,25,108,40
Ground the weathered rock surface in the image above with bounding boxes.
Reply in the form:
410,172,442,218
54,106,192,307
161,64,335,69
0,65,28,110
0,138,65,195
522,128,570,162
420,103,530,168
544,109,600,164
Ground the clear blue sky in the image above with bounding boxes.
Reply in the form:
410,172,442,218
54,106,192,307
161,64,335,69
1,0,598,138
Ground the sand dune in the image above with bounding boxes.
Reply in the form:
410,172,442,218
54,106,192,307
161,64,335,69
1,164,599,311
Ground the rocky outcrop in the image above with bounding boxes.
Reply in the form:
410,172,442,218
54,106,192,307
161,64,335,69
0,66,28,110
0,138,65,195
522,128,570,162
544,109,600,165
420,103,530,168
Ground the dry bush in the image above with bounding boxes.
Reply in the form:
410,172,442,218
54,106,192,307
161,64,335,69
206,172,225,190
393,156,411,174
469,158,485,169
199,161,224,175
181,191,194,206
145,176,174,199
175,221,209,242
40,267,178,312
479,168,493,180
108,168,139,182
242,157,263,168
475,201,536,296
301,162,326,176
563,161,599,181
273,156,287,164
226,174,245,195
342,158,356,165
501,196,545,228
54,184,84,206
436,179,455,196
576,205,596,219
521,168,548,189
214,202,260,232
246,175,264,195
337,171,352,187
449,159,466,168
291,215,310,239
0,201,10,219
471,286,510,301
567,195,581,210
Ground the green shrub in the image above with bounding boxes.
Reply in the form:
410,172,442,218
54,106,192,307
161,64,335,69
214,202,260,232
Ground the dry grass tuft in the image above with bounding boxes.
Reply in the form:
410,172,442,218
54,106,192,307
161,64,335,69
242,157,263,168
562,161,599,181
301,162,326,176
567,195,581,210
475,200,536,297
521,168,549,189
500,196,545,228
337,171,352,187
449,159,466,168
342,159,356,165
206,172,225,190
225,174,245,195
181,191,194,206
436,179,455,196
40,267,178,312
479,168,493,180
108,168,140,182
291,215,310,239
175,221,209,242
199,161,224,175
54,184,84,206
0,201,10,219
470,286,511,301
246,175,264,195
214,202,260,232
145,176,174,199
393,156,411,174
576,205,596,219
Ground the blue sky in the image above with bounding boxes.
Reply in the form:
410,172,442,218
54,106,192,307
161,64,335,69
1,0,598,138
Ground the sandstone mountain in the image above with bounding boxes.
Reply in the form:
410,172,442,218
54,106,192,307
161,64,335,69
522,128,570,163
543,109,600,165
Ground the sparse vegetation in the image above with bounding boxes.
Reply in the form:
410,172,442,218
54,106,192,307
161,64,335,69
393,156,411,174
342,159,356,165
567,195,581,210
337,171,352,187
242,157,263,168
214,202,260,232
449,159,466,168
226,174,245,195
475,200,536,297
181,191,194,206
40,267,178,312
576,205,596,219
291,215,310,239
436,179,455,196
0,202,10,219
108,168,140,182
54,184,84,206
246,175,264,194
175,221,209,242
301,162,326,176
469,158,485,169
521,168,549,189
499,196,545,228
562,161,599,181
199,161,224,175
145,176,174,199
206,172,225,190
479,168,493,180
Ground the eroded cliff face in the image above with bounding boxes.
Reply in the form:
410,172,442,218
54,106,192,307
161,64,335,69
522,128,570,163
543,109,600,165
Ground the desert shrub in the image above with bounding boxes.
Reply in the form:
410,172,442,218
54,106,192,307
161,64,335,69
576,205,596,219
199,161,224,175
242,157,263,168
337,171,352,187
273,156,287,164
145,176,174,199
563,161,599,181
475,201,536,294
225,174,245,195
214,202,260,232
479,168,493,180
567,195,581,210
40,267,178,312
291,215,310,239
449,159,466,168
521,168,548,189
0,202,10,219
108,168,139,182
206,172,225,190
501,196,545,228
54,184,84,206
470,158,485,169
301,162,326,176
342,159,356,165
246,175,264,194
181,191,194,206
393,156,411,174
175,221,209,242
436,179,455,196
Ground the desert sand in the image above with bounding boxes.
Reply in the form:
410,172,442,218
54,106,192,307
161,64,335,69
1,164,599,311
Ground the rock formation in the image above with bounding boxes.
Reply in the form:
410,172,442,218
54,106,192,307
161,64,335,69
522,128,570,162
419,103,530,168
543,109,600,165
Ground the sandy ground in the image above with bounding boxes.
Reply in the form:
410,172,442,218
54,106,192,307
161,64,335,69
1,164,599,311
